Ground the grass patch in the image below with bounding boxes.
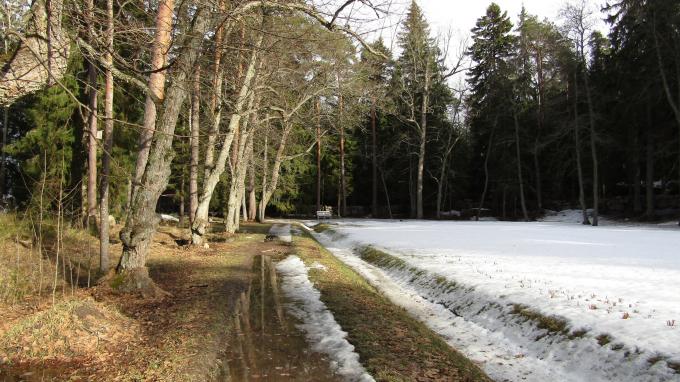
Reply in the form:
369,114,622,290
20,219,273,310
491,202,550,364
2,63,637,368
312,223,334,233
293,235,491,382
667,361,680,374
511,304,569,335
596,333,612,346
358,246,410,271
568,328,589,339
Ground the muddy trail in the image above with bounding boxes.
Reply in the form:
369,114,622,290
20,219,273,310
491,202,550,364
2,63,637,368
223,252,343,381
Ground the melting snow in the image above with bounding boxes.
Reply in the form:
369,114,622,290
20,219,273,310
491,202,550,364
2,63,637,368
276,256,374,382
307,219,680,382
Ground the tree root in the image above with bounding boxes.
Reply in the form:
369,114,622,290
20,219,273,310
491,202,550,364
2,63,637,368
101,267,171,299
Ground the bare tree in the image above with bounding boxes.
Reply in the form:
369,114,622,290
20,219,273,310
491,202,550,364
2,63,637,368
562,0,599,226
117,7,211,295
131,0,174,191
99,0,114,273
189,67,201,223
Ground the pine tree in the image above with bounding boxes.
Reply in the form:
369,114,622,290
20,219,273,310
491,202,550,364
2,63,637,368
395,0,439,219
466,3,515,219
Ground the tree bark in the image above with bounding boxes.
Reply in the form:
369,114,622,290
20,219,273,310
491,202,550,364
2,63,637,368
86,54,98,227
259,120,294,222
573,73,589,225
380,168,392,219
247,147,257,221
0,106,7,195
476,118,496,221
436,157,447,220
225,95,256,234
339,93,346,216
258,132,268,222
316,99,322,212
514,111,529,221
191,29,263,244
204,0,229,182
371,95,378,217
189,67,200,223
583,71,599,226
416,65,430,220
534,50,544,210
99,0,114,273
226,134,253,233
131,0,174,192
118,9,209,295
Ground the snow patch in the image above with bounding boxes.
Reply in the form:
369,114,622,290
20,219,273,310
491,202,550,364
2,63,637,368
311,219,680,382
276,256,374,382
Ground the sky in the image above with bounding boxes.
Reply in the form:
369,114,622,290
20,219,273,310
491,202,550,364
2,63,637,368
340,0,610,83
358,0,610,52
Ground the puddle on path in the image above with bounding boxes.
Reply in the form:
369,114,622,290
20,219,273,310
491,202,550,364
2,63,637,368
224,254,343,381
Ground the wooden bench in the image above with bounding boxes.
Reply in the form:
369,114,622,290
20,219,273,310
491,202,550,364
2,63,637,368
316,210,332,219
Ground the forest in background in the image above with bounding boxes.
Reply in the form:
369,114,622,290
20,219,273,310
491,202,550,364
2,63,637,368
1,0,680,291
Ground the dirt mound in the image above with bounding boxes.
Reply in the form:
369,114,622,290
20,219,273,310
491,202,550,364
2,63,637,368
0,298,138,363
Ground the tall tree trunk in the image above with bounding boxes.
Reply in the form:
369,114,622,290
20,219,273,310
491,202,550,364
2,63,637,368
339,93,346,216
583,72,599,226
371,95,378,217
645,130,654,219
118,9,209,295
476,118,496,221
258,132,268,222
247,148,257,221
409,158,416,218
0,106,7,195
132,0,174,191
225,98,256,234
514,111,529,221
380,168,392,219
573,74,589,225
534,50,544,211
191,30,263,244
189,67,200,223
86,54,98,227
653,26,680,225
629,123,642,214
416,65,430,219
204,0,228,182
436,158,447,220
259,121,294,222
179,172,185,224
99,0,114,273
316,99,322,212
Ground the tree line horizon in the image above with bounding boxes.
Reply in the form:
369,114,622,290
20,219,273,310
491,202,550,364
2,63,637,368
1,0,679,292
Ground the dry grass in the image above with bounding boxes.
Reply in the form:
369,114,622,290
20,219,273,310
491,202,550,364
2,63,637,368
0,213,109,305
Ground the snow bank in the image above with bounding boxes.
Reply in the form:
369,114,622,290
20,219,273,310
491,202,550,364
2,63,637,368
311,219,680,382
276,256,374,382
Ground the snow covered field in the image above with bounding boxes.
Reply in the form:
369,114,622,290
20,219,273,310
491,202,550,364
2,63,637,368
306,219,680,382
